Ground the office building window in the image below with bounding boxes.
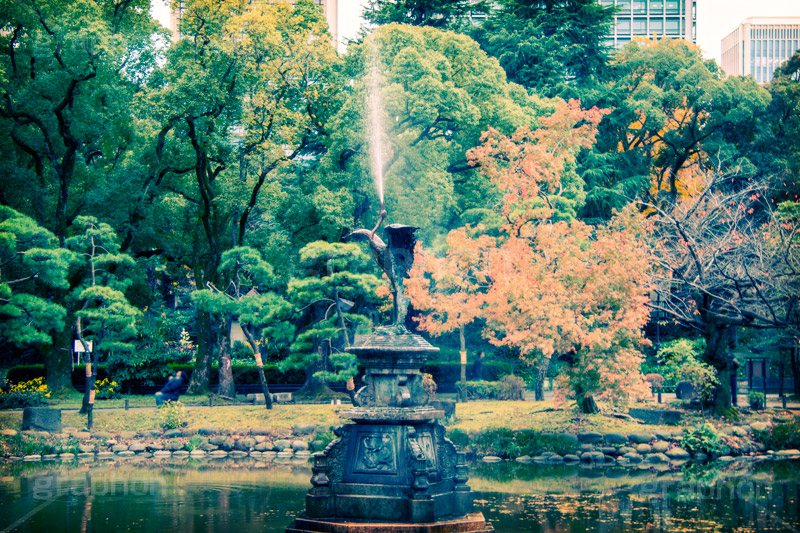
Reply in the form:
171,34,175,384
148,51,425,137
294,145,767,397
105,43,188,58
665,1,679,14
651,19,663,31
633,1,646,13
618,19,631,32
633,18,647,31
618,0,631,13
650,1,663,13
665,18,679,33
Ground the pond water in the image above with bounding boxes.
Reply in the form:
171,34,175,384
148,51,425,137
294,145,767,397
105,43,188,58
0,458,798,532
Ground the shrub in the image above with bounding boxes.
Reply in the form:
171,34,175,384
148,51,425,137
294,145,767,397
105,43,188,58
472,428,518,458
455,380,499,400
160,400,187,430
514,430,578,456
747,391,766,410
658,339,717,401
0,433,79,456
421,373,437,398
94,378,121,400
447,428,470,449
644,373,665,391
681,423,724,455
0,377,50,409
449,428,578,458
455,376,526,400
311,431,335,452
496,375,526,400
754,417,800,450
184,435,204,451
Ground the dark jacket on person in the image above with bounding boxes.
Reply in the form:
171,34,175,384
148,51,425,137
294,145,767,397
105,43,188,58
472,357,483,380
159,375,185,402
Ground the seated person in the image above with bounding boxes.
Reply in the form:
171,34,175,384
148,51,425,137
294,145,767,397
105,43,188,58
155,371,188,406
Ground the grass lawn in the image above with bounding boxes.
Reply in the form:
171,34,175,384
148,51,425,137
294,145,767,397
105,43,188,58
0,397,704,436
449,400,684,435
0,402,342,433
40,392,240,410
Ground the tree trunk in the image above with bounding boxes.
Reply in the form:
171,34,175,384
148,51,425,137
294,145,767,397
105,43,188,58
187,311,214,394
791,345,800,396
76,319,95,417
578,393,600,414
217,333,236,398
704,320,733,414
295,342,336,400
534,356,551,402
458,325,467,402
43,329,74,394
242,326,272,410
86,349,99,429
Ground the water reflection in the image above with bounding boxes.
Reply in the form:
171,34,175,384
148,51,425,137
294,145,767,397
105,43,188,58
0,460,797,532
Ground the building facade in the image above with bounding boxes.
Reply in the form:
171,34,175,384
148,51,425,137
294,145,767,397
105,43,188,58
721,18,800,84
170,0,339,45
599,0,696,48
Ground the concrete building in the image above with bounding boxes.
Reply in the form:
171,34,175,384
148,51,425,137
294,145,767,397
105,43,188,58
598,0,696,48
721,17,800,84
169,0,339,45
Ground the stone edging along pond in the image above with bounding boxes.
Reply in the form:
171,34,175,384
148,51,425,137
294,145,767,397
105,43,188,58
471,426,800,466
0,423,325,463
2,423,799,466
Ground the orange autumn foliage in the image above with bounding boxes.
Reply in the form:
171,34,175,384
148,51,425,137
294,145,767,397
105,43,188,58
407,100,652,410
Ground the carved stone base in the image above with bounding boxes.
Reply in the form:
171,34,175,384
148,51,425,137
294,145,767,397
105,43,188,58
286,513,493,533
303,422,473,524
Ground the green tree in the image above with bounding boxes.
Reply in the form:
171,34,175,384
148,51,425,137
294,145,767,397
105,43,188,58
765,51,800,203
67,217,139,428
191,247,293,408
363,0,487,30
0,0,162,391
470,0,616,97
138,0,340,393
0,207,75,351
581,39,770,219
284,241,383,399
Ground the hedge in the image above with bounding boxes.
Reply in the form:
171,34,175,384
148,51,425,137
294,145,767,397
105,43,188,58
420,361,513,384
5,363,307,391
5,360,514,391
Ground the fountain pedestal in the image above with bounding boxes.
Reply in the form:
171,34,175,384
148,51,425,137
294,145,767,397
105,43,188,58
286,331,492,533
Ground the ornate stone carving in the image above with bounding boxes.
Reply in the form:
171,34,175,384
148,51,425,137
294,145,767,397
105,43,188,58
354,430,396,474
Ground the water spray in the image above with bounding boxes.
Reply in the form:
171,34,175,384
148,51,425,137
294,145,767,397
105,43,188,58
368,39,386,241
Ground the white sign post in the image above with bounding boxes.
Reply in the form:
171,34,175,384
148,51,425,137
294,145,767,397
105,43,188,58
73,340,92,366
73,340,93,352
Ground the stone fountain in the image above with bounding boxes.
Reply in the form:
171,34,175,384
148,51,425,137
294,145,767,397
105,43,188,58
286,222,492,532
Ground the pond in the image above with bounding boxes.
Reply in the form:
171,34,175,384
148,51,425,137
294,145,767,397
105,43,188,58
1,458,798,532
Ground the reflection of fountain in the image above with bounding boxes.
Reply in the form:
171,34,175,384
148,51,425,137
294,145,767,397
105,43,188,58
286,229,490,532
